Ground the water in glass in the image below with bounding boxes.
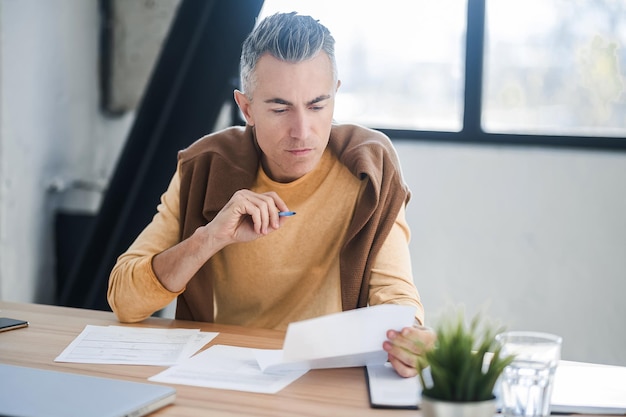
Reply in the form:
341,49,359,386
500,359,557,417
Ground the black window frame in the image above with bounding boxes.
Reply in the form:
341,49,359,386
378,0,626,151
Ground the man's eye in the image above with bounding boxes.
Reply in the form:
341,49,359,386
271,108,287,114
310,105,324,111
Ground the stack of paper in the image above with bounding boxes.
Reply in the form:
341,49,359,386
150,304,417,393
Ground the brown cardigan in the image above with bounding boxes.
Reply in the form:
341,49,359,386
175,124,410,322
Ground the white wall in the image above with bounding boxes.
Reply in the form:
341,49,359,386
1,0,624,368
0,0,132,303
397,141,626,366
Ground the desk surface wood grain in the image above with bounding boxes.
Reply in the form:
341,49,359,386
0,301,419,417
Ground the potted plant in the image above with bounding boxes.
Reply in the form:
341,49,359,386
416,308,515,417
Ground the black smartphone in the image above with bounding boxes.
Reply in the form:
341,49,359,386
0,317,29,332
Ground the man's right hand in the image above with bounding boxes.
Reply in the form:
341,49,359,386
205,189,292,248
153,189,292,293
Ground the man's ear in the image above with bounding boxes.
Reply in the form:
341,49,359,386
234,90,254,126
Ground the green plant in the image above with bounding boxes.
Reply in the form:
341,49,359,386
416,308,515,403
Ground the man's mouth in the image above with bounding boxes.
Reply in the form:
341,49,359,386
287,148,312,156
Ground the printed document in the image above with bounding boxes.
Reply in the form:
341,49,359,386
149,345,308,394
55,325,217,366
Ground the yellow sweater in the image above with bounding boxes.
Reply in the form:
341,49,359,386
109,141,423,330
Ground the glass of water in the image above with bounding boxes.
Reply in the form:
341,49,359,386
495,331,562,417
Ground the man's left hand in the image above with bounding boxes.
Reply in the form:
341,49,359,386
383,325,436,378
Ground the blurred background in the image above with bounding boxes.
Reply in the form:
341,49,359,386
1,0,624,366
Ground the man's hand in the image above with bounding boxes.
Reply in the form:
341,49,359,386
207,189,292,248
152,189,292,293
383,325,436,378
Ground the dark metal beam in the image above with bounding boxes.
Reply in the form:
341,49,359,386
59,0,264,310
462,0,485,137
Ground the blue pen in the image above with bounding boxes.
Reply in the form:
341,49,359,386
278,211,296,217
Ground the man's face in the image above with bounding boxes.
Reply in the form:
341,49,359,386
235,52,339,183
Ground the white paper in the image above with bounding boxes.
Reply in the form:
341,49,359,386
181,332,220,359
55,325,218,366
254,349,310,372
149,345,308,394
550,360,626,414
256,304,417,372
366,362,421,408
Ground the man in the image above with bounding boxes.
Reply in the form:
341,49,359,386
108,11,433,377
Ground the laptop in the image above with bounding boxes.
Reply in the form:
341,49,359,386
0,364,176,417
550,360,626,415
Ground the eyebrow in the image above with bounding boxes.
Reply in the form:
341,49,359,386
264,94,331,106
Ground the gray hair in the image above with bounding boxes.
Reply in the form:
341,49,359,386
239,12,337,97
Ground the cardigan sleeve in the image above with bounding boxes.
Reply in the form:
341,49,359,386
367,204,425,325
107,164,184,322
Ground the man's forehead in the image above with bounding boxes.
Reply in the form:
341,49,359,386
247,52,335,102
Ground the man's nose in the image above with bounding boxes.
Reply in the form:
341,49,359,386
289,110,310,139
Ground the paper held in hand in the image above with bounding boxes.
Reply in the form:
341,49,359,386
255,304,417,372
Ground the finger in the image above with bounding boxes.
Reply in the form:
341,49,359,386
385,328,419,355
409,326,437,353
390,326,436,355
383,326,437,378
383,339,420,371
388,354,418,378
239,192,274,234
258,194,280,230
262,191,289,229
228,190,290,235
255,197,271,235
227,192,267,236
246,204,264,235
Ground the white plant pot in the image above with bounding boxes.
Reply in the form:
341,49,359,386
421,396,497,417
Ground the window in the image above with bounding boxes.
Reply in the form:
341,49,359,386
259,0,626,148
258,0,467,132
483,0,626,137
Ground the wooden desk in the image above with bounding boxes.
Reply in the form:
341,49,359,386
0,301,418,416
